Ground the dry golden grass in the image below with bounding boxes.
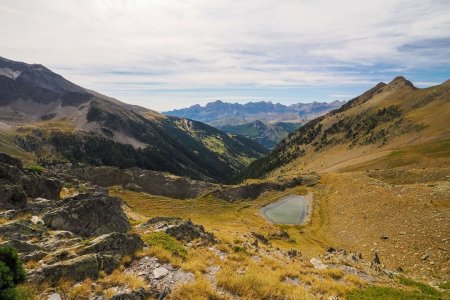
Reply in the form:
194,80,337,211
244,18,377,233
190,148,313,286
216,261,311,300
56,279,101,299
169,277,224,300
110,185,325,257
98,270,147,290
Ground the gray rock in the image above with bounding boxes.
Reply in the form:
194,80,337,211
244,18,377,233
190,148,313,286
27,197,54,214
69,166,216,199
0,209,18,219
33,254,101,283
0,239,42,254
210,176,318,202
22,250,48,262
127,256,195,292
80,232,144,257
111,288,148,300
47,293,62,300
0,152,61,210
310,257,328,270
0,220,46,241
165,220,216,244
100,254,121,274
0,153,62,207
153,267,169,279
0,183,27,209
141,217,182,228
43,193,130,237
31,253,119,283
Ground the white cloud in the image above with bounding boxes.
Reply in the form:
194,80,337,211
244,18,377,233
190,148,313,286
0,0,449,110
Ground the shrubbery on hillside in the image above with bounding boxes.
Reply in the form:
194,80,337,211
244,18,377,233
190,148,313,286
0,246,26,299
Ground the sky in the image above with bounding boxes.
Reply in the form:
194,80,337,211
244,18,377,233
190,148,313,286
0,0,449,111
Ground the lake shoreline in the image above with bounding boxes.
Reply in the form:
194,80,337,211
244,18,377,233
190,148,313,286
261,194,310,225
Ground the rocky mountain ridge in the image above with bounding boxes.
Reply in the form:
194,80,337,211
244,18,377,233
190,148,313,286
164,99,345,127
0,56,267,182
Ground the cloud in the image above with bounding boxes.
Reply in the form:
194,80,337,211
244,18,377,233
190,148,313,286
0,0,449,110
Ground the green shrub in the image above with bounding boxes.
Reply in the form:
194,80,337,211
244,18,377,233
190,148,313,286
25,165,45,175
398,276,441,297
142,232,187,258
0,246,26,299
232,245,248,254
346,286,438,299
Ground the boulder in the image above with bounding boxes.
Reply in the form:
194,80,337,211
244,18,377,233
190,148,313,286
34,254,101,282
0,183,27,209
0,239,42,254
42,193,131,237
310,258,327,270
32,253,119,283
47,293,62,300
0,220,46,241
141,217,182,229
165,220,216,244
22,175,62,200
80,232,144,256
27,197,54,214
0,152,23,168
0,152,62,210
111,289,148,300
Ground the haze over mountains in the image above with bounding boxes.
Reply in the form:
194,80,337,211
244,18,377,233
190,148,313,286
0,56,267,182
164,100,345,126
165,100,344,149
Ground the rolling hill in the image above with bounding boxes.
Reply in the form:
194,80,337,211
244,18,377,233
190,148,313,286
0,56,268,182
239,76,450,179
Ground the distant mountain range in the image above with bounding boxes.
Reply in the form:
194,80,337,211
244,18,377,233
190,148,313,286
219,121,301,149
164,100,345,127
0,56,267,182
164,100,344,149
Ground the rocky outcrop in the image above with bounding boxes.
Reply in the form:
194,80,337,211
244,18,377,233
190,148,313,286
0,220,46,241
69,166,217,199
0,239,43,254
42,192,131,237
140,217,182,229
31,253,119,283
126,256,195,298
0,152,61,210
80,232,144,256
165,220,216,245
0,183,27,209
143,217,216,245
212,175,319,202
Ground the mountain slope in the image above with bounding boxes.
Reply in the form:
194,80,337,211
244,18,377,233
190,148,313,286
219,120,301,149
164,100,345,126
0,56,267,182
239,77,450,180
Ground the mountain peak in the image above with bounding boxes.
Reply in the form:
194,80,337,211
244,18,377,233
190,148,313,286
386,76,415,89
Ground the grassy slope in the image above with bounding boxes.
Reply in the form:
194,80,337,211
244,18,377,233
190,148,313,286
240,79,450,180
233,79,450,286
